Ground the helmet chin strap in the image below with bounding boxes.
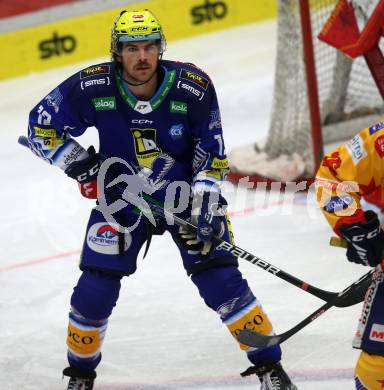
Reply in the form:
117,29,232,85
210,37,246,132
123,67,158,87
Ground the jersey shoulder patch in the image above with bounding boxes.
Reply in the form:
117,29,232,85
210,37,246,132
77,63,113,92
164,60,211,101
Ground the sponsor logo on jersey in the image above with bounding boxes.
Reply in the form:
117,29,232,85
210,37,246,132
346,135,367,164
33,127,57,137
322,151,341,174
369,122,384,135
80,65,110,79
170,100,187,114
131,128,162,168
369,323,384,342
323,195,353,213
45,88,63,113
92,97,116,111
180,69,209,90
375,135,384,158
42,137,64,150
80,77,110,90
87,223,131,254
169,124,184,139
314,178,359,193
211,157,229,169
360,282,376,326
177,81,205,100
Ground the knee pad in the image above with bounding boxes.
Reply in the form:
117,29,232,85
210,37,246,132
191,266,249,311
71,269,122,320
355,351,384,390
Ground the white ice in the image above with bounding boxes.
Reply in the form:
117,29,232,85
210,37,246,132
0,20,366,389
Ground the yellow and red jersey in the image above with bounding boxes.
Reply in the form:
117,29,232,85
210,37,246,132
316,121,384,235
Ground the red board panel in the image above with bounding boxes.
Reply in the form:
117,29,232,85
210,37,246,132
0,0,80,19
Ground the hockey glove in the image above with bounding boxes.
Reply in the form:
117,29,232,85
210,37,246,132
179,190,227,256
339,210,384,267
65,146,100,199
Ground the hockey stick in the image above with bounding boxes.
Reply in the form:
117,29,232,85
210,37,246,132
18,135,370,307
238,268,374,348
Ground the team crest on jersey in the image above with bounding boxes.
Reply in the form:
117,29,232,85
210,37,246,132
80,65,110,79
131,128,162,168
180,69,209,90
322,151,341,174
45,88,63,113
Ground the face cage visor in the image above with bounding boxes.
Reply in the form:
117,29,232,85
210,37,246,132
111,33,167,57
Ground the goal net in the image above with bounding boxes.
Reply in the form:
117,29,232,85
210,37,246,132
228,0,384,185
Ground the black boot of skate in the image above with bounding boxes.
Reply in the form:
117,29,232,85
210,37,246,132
241,361,297,390
63,367,96,390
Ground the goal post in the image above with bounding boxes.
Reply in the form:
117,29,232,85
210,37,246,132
228,0,384,187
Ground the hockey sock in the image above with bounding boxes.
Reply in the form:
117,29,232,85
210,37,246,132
67,308,107,370
67,270,122,370
355,351,384,390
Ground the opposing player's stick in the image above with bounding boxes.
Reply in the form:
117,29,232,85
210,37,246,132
18,135,370,308
238,268,374,348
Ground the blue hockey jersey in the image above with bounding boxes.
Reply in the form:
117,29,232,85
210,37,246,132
27,60,229,195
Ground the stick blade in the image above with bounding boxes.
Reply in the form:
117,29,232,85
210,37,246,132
238,329,281,348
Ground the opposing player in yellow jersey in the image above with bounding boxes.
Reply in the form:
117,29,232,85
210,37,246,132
316,121,384,390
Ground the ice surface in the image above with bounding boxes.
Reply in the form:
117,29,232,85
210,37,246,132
0,20,364,389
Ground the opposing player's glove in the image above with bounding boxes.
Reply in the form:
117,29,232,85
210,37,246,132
339,210,384,267
65,146,100,199
178,190,227,256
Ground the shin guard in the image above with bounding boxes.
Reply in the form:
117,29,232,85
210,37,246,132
355,351,384,390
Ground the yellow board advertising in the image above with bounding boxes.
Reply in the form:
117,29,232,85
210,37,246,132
0,0,276,80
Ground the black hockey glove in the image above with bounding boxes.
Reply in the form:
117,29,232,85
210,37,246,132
65,146,101,199
339,210,384,267
178,190,227,256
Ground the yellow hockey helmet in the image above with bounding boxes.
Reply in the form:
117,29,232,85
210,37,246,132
111,9,166,55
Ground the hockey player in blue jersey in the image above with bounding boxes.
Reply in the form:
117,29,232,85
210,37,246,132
26,9,297,390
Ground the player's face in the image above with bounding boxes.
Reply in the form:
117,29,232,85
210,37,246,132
119,40,159,83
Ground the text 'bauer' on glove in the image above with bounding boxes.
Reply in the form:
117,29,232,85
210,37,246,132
339,210,384,267
178,189,227,256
